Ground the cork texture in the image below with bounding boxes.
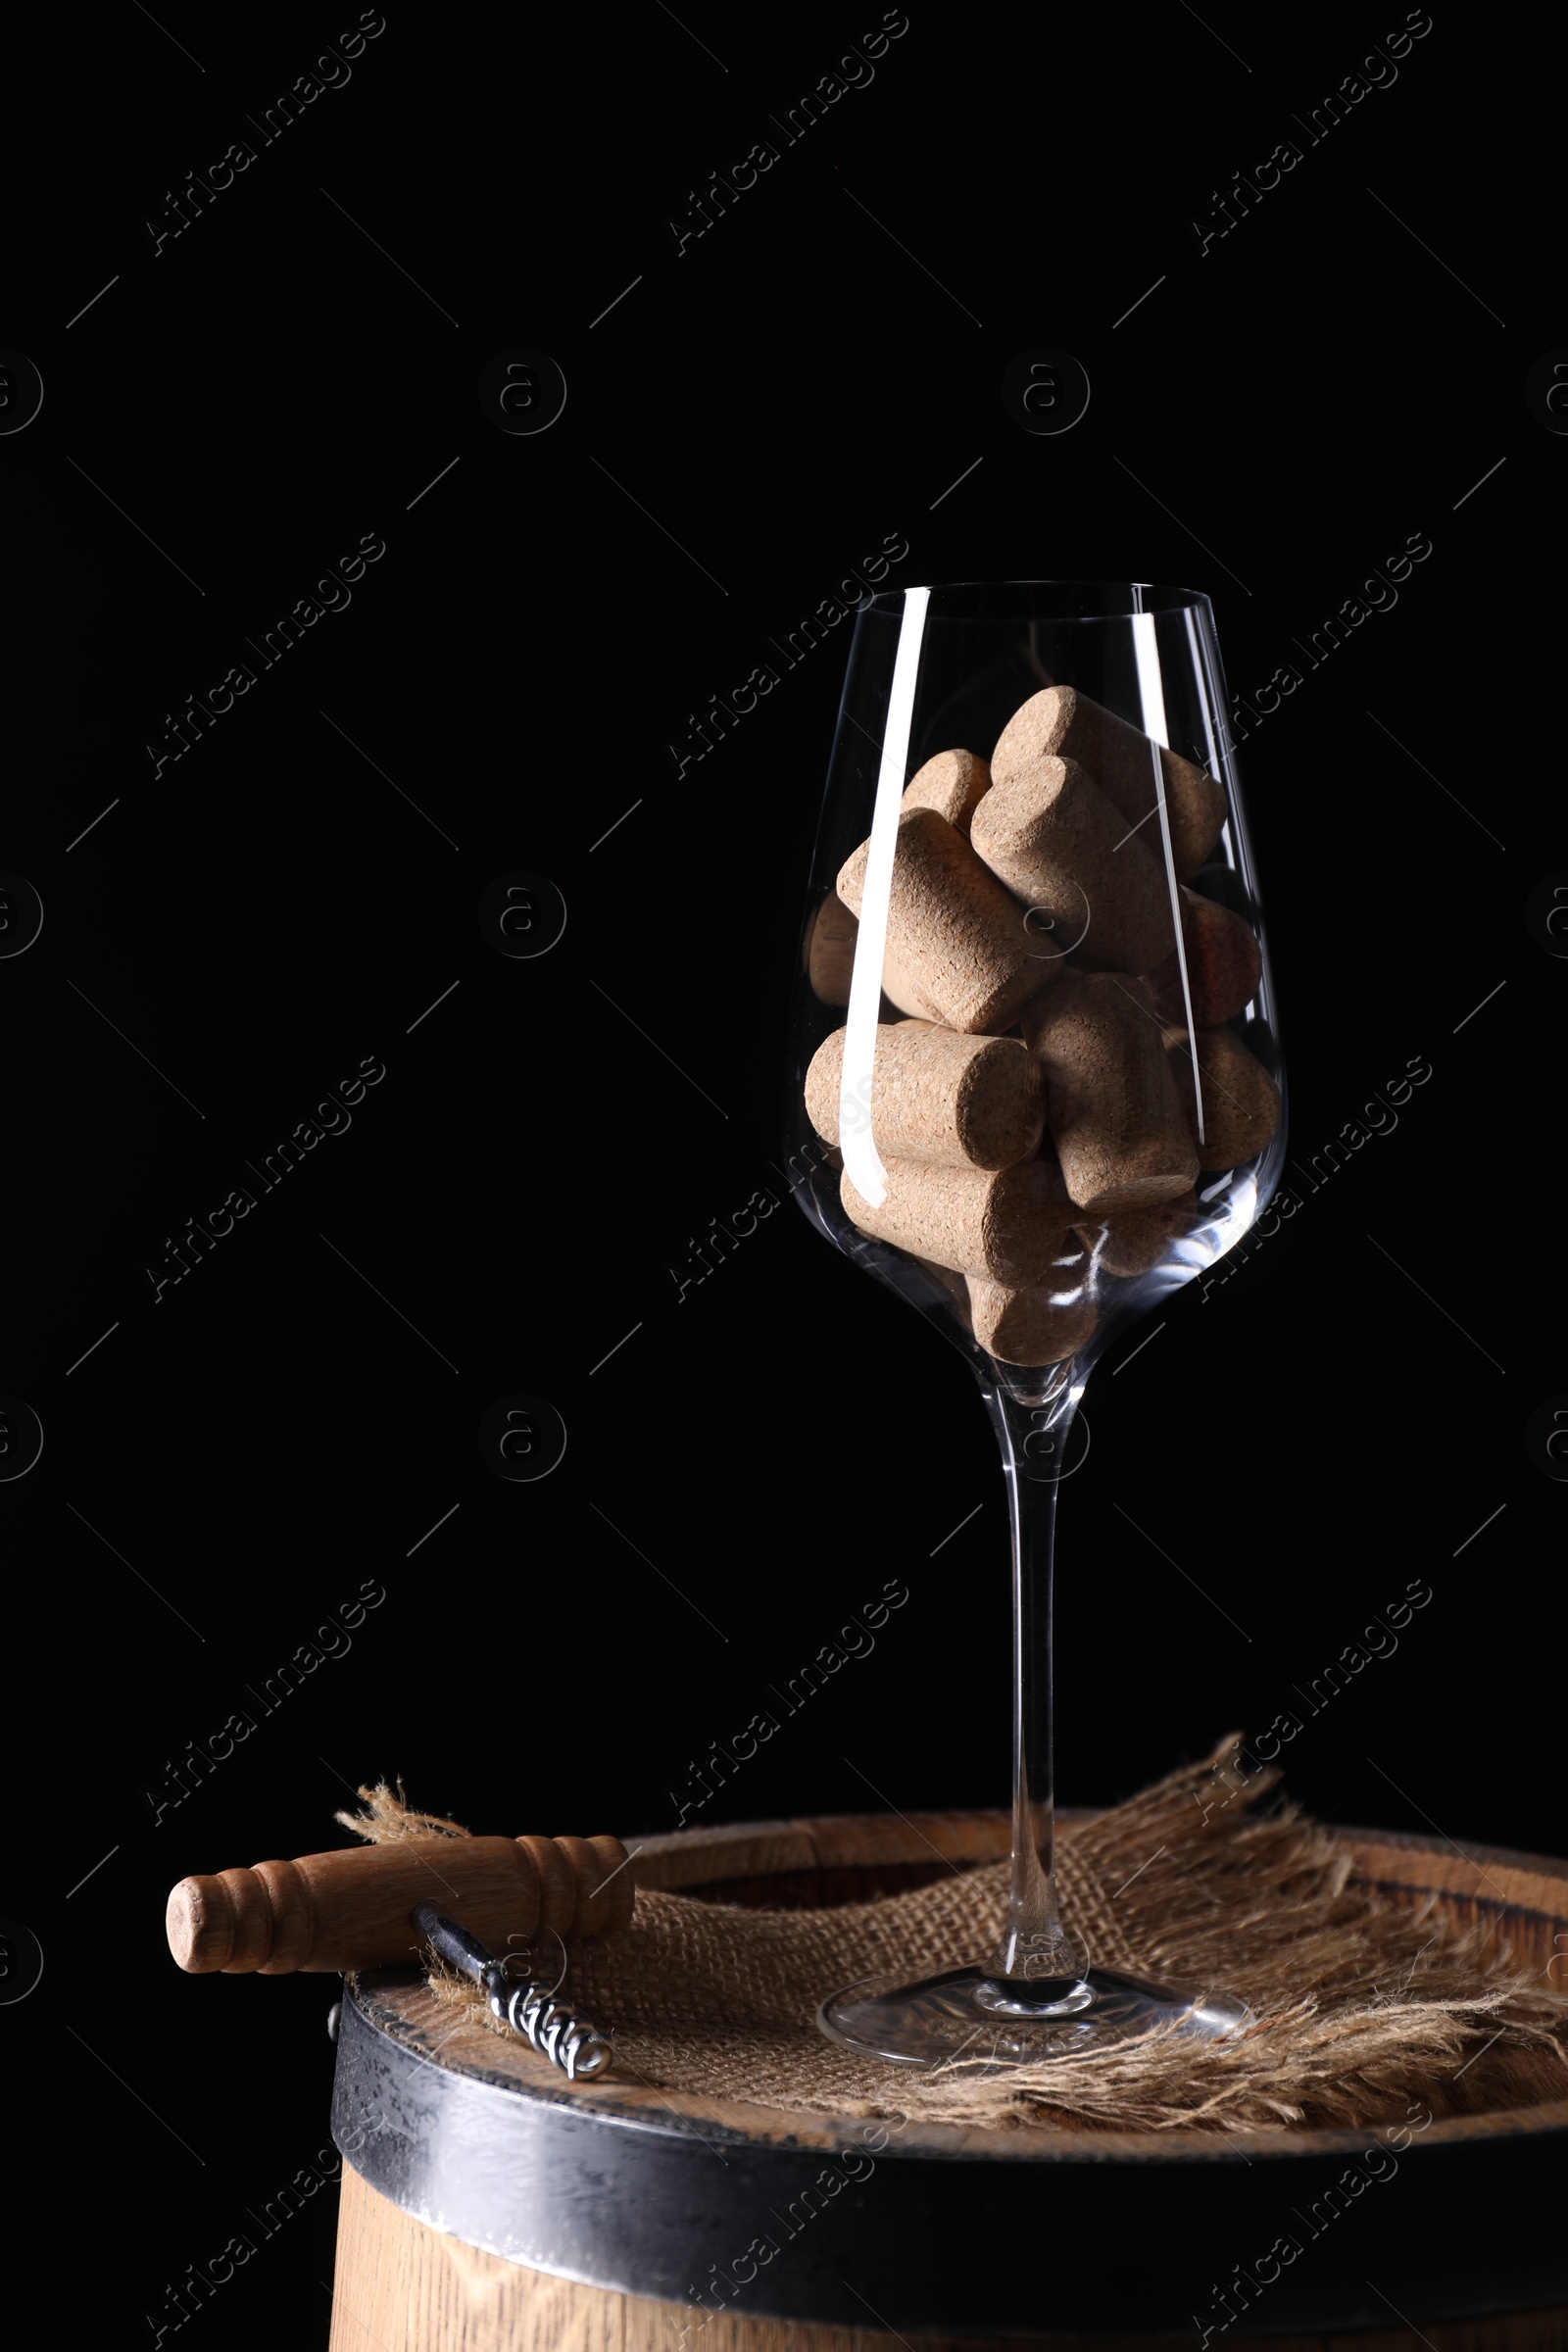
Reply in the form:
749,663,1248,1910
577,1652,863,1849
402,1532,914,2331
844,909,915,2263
1023,970,1200,1211
965,1274,1098,1366
902,748,991,835
969,752,1175,975
1077,1192,1203,1278
992,686,1226,880
837,807,1059,1033
1142,885,1262,1027
1165,1024,1282,1171
805,892,859,1006
879,942,941,1019
840,1153,1077,1284
805,1021,1044,1170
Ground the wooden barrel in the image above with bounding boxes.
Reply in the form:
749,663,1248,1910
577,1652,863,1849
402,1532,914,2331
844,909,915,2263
327,1808,1568,2349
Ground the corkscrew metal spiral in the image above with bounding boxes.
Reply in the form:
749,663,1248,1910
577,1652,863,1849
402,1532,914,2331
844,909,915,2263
413,1902,613,2080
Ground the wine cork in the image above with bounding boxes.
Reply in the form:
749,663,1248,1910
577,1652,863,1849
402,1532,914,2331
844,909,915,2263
1165,1025,1281,1171
1142,886,1261,1027
837,808,1058,1034
992,687,1225,879
969,754,1175,975
840,1154,1075,1284
806,1021,1044,1170
805,892,859,1005
908,1251,972,1315
880,945,942,1018
1022,971,1199,1211
902,749,990,836
1076,1193,1202,1278
834,826,936,1020
966,1274,1098,1367
804,889,942,1017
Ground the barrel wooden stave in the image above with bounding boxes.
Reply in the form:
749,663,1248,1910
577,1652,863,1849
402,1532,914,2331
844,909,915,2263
328,2164,1568,2352
330,1810,1568,2347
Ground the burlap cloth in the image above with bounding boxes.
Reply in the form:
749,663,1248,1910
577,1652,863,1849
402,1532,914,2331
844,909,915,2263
342,1739,1568,2134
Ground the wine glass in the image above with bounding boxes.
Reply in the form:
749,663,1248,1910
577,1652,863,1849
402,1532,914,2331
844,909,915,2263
783,580,1287,2067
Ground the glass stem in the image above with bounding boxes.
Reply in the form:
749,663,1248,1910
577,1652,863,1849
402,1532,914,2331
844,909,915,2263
981,1382,1086,1993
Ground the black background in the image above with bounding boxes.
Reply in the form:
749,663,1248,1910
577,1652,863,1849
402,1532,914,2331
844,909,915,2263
6,1,1561,2337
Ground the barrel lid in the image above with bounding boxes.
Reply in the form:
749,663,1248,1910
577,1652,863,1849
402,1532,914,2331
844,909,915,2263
332,1946,1568,2333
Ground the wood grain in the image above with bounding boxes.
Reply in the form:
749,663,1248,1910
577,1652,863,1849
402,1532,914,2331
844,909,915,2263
630,1809,1014,1893
168,1831,632,1974
331,2162,1568,2352
329,1809,1568,2345
344,1813,1568,2161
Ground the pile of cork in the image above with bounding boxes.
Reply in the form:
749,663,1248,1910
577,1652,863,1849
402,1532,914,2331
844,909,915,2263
803,687,1281,1366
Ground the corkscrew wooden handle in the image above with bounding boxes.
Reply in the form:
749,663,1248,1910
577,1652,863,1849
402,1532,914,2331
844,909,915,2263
166,1832,632,1975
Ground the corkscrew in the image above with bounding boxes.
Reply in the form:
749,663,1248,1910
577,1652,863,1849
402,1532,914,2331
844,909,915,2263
413,1902,613,2080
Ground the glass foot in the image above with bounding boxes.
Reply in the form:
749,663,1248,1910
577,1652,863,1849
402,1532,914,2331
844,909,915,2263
817,1964,1251,2069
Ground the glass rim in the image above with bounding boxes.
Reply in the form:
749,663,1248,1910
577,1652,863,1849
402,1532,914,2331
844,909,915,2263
858,579,1216,621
